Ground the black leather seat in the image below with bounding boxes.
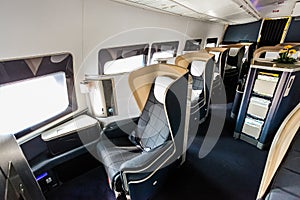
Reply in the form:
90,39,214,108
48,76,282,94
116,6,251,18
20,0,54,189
264,130,300,200
222,45,245,102
175,51,215,123
225,46,245,78
96,64,189,200
206,47,229,80
97,78,170,190
205,47,229,101
257,103,300,200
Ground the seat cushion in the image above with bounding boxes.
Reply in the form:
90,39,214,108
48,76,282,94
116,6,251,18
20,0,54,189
97,136,142,189
265,188,300,200
131,84,170,151
97,79,171,190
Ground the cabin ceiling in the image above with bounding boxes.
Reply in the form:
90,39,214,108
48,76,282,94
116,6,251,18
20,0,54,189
112,0,299,24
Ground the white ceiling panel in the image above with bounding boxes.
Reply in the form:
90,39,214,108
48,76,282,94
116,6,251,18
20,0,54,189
255,0,296,18
175,0,235,13
111,0,299,24
292,1,300,16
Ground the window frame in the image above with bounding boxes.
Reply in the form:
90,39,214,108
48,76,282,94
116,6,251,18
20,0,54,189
0,53,77,138
98,44,149,75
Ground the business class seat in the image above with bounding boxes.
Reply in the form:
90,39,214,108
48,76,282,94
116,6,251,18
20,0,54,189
205,47,229,99
96,64,189,200
264,130,300,200
257,103,300,200
221,45,245,102
175,50,215,123
224,45,245,77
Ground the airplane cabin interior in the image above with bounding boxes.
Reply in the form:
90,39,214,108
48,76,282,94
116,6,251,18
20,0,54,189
1,0,300,200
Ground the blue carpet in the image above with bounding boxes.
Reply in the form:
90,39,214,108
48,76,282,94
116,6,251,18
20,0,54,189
45,165,115,200
152,112,268,200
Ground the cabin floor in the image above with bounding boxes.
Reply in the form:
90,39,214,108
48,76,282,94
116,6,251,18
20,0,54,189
45,104,268,200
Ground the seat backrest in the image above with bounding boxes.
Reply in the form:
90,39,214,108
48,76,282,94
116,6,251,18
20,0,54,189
227,46,245,67
264,130,300,200
257,102,300,199
190,60,205,89
131,76,174,151
190,59,214,107
128,64,189,156
175,51,215,120
227,46,245,80
206,47,229,79
190,60,205,102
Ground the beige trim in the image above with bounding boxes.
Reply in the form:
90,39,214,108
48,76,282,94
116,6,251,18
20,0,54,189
253,44,300,65
275,43,300,47
219,43,247,48
252,46,283,62
128,64,187,111
205,47,228,53
175,49,214,69
181,75,192,164
257,102,300,199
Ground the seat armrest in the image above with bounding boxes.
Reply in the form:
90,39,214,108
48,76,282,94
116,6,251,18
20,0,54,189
102,117,139,139
120,141,174,173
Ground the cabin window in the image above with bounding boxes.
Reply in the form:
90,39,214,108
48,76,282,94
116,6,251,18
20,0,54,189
183,39,202,52
0,53,77,138
149,41,179,64
103,55,145,75
205,38,218,47
0,72,69,135
98,44,149,75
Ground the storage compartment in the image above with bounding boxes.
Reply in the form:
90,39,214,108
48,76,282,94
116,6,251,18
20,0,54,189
80,77,117,117
253,72,279,97
42,115,100,155
242,117,264,139
235,63,300,149
247,97,271,119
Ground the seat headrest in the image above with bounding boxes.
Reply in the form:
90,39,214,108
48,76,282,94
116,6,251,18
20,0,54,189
229,47,240,57
209,51,220,63
190,60,206,77
154,76,175,104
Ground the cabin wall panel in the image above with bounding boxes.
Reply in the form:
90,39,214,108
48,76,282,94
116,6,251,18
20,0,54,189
0,0,225,131
0,0,86,115
82,0,225,74
82,0,224,122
